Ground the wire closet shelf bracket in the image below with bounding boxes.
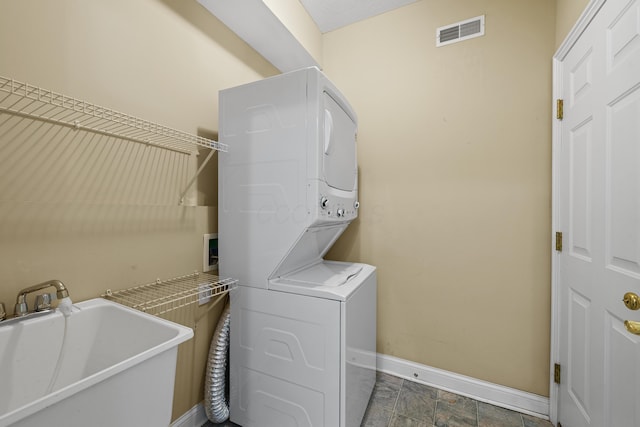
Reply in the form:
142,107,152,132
103,272,236,317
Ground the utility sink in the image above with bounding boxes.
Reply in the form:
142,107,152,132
0,298,193,427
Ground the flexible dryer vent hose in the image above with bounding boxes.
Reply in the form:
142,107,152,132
204,301,231,423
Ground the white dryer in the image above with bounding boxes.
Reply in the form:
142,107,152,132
219,67,376,427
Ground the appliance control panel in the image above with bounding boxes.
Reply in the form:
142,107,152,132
319,194,359,221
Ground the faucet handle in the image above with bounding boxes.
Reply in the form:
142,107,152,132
0,303,5,321
35,293,52,312
14,300,28,317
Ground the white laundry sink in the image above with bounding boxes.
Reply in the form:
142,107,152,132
0,298,193,427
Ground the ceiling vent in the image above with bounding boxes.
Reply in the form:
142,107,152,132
436,15,485,47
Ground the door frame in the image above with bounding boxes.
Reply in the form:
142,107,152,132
550,0,607,424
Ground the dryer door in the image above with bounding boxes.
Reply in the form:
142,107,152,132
322,92,357,192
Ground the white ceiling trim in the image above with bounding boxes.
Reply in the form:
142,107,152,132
197,0,319,73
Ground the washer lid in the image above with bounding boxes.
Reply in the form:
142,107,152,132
281,261,363,287
322,92,357,192
269,261,376,301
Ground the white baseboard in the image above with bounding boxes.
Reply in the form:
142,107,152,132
173,355,550,425
171,403,208,427
377,353,550,419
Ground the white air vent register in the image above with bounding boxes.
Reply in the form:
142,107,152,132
437,15,485,47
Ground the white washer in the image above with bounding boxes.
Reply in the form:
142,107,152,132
219,67,376,427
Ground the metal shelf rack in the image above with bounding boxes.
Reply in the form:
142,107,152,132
0,76,226,155
0,75,225,205
103,272,236,316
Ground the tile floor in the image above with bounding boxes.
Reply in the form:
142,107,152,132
360,373,552,427
202,372,554,427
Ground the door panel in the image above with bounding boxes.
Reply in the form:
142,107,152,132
568,288,591,422
570,48,594,106
559,7,603,425
606,86,640,277
606,0,640,72
558,0,640,426
603,311,640,427
569,119,593,261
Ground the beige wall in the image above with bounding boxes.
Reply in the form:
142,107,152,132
324,0,556,396
556,0,591,48
0,0,276,420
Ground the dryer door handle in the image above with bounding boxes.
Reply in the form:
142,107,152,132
324,109,334,155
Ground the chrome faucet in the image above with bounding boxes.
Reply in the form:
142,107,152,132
14,279,70,317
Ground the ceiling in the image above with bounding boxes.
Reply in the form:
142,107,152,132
298,0,419,33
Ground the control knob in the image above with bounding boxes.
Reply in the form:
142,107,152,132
320,197,329,209
337,208,345,217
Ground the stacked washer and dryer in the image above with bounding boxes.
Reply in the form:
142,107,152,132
218,67,377,427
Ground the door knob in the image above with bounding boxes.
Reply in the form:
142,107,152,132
623,292,640,310
624,320,640,335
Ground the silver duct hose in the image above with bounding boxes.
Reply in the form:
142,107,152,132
204,301,231,423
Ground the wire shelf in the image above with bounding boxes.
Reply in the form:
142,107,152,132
102,272,236,316
0,75,226,154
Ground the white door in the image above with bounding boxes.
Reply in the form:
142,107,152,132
556,0,640,426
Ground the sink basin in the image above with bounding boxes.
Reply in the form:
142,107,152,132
0,298,193,427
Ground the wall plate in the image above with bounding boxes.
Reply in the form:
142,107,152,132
203,233,218,272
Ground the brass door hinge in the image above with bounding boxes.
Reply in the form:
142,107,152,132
557,99,564,120
555,232,563,252
554,363,561,384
